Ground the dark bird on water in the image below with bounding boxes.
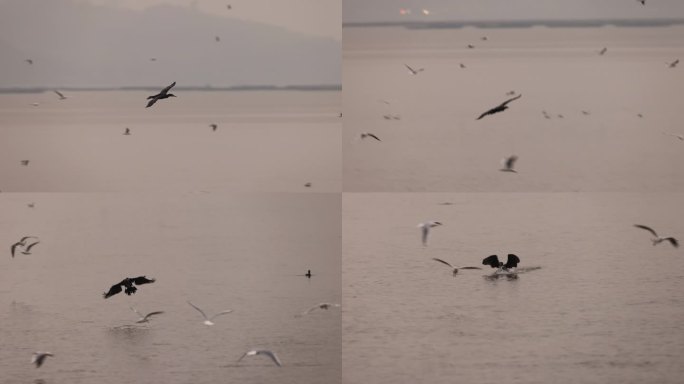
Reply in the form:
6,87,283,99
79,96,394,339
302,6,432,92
11,236,39,258
467,44,475,49
404,64,424,75
476,94,522,120
31,352,53,368
668,59,679,68
209,124,218,131
123,127,131,135
146,82,176,108
432,258,482,275
460,63,466,69
482,254,520,271
499,155,518,173
25,59,33,65
304,182,312,188
53,90,67,100
305,270,312,278
599,47,607,55
103,276,156,298
360,133,381,141
634,224,678,248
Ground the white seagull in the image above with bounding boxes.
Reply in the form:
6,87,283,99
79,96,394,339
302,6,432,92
31,352,53,368
500,155,518,173
431,258,482,276
298,302,341,316
418,221,442,246
130,306,164,323
238,349,282,367
634,224,678,248
187,301,233,326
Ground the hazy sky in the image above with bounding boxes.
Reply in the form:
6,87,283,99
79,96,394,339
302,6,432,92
87,0,340,40
343,0,684,23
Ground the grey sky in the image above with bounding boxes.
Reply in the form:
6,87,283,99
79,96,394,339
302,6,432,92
343,0,684,23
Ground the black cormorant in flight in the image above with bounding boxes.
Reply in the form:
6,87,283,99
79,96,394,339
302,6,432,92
103,276,156,298
146,82,176,108
476,94,522,120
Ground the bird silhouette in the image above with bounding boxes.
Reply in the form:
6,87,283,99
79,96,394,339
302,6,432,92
103,276,156,299
404,64,424,75
146,82,176,108
477,94,522,120
634,225,678,248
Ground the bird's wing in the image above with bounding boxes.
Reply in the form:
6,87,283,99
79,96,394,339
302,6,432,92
146,98,158,108
506,156,518,169
160,81,176,95
262,351,282,366
187,301,209,320
143,311,165,320
209,310,234,320
634,224,658,237
432,258,454,269
10,242,21,258
23,241,39,252
54,90,65,98
130,276,156,285
457,266,483,270
499,94,522,107
664,237,679,248
476,109,493,120
103,283,123,299
237,351,251,362
367,133,381,141
19,236,38,243
129,306,143,317
404,64,415,73
505,254,521,269
421,225,429,245
482,254,500,268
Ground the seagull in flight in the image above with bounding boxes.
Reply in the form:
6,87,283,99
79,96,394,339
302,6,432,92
238,350,282,367
418,221,442,246
146,81,176,108
298,302,340,316
103,276,156,299
130,306,164,323
634,224,678,248
500,155,518,173
476,94,522,120
431,258,482,275
187,301,233,326
360,133,381,141
404,64,424,75
10,236,39,258
482,254,520,272
668,59,679,68
31,352,53,368
53,90,67,100
599,47,608,55
20,241,40,255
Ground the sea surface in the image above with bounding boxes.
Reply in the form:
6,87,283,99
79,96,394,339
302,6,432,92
0,193,341,384
343,26,684,192
0,90,341,192
343,192,684,384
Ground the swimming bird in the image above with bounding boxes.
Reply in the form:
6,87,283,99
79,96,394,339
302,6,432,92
10,236,39,258
360,133,381,141
299,302,340,316
482,254,520,272
187,301,233,326
305,269,312,278
634,224,678,248
130,306,164,323
404,64,424,75
500,155,518,173
31,352,53,368
476,94,522,120
25,59,33,65
103,276,156,299
20,160,30,166
146,81,176,108
304,182,312,188
28,203,35,208
418,221,442,246
123,127,131,135
599,47,607,55
668,59,679,68
53,90,67,100
238,350,282,367
209,123,218,131
431,258,482,275
20,241,39,255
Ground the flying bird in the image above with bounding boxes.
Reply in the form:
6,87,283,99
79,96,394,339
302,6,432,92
304,182,312,188
668,59,679,68
227,4,232,10
209,124,218,131
634,224,678,248
664,132,684,141
298,302,341,316
431,258,482,275
53,90,67,100
123,127,131,135
20,241,40,255
418,221,442,246
130,306,164,323
459,63,466,69
187,301,233,326
404,64,424,75
25,59,33,65
467,44,475,49
20,160,30,166
103,276,156,299
31,352,53,368
360,133,381,141
238,350,282,367
599,47,607,55
499,155,518,173
477,94,522,120
305,269,312,278
146,81,176,108
10,236,39,258
482,254,521,271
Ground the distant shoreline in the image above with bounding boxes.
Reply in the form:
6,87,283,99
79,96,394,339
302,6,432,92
343,18,684,29
0,84,342,94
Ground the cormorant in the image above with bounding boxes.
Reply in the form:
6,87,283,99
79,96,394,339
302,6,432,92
476,94,522,120
103,276,156,298
146,82,176,108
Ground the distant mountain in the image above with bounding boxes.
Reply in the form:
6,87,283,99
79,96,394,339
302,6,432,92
0,0,341,88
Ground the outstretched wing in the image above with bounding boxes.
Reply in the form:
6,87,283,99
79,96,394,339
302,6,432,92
160,81,176,95
634,224,658,238
664,237,679,248
367,133,381,141
404,63,416,73
482,255,501,268
103,282,123,299
187,301,209,320
499,94,522,108
23,241,40,253
504,254,521,269
431,258,453,269
457,266,482,270
476,108,494,120
10,242,21,258
143,311,165,321
262,350,282,367
209,310,234,320
146,97,158,108
130,276,156,285
505,155,518,169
